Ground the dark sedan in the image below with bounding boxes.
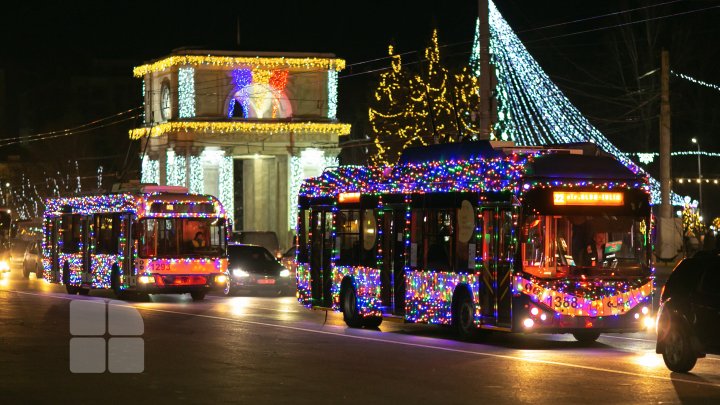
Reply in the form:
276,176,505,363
223,244,293,296
656,250,720,372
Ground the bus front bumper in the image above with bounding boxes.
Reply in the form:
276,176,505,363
135,273,227,293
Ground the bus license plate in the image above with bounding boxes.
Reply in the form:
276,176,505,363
258,279,275,285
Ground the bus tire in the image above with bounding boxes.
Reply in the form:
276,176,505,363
341,281,363,328
63,263,79,295
223,280,235,296
190,290,206,301
452,289,475,340
111,265,123,298
572,331,601,343
78,288,90,296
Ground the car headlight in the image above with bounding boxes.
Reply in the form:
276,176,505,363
280,269,290,278
0,260,9,271
216,274,228,284
232,268,249,277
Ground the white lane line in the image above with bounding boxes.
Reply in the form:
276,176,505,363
7,288,720,388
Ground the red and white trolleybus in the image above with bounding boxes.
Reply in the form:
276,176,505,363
42,185,228,301
296,141,654,341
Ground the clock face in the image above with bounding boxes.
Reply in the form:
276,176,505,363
161,83,171,120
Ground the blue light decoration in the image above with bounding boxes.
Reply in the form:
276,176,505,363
178,67,196,118
331,266,383,317
476,1,682,205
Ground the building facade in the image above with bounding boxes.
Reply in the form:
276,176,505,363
131,50,350,249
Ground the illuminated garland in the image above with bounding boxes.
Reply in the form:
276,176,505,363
129,121,351,139
60,253,83,286
90,254,120,289
331,266,383,317
189,156,202,194
133,55,346,77
672,70,720,93
515,275,653,317
404,270,480,325
178,67,196,118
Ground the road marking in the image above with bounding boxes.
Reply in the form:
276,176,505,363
6,288,720,387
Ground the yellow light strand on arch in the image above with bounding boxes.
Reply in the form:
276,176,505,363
133,55,346,77
129,121,352,140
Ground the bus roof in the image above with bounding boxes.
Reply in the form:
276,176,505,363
43,191,226,218
300,142,648,199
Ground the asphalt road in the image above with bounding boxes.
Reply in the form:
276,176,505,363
1,264,719,404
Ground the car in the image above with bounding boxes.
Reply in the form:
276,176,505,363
656,250,720,373
22,240,43,279
223,244,293,296
231,231,281,258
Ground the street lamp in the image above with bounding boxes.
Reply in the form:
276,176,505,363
691,138,703,216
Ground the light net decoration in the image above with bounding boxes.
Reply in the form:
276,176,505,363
141,155,159,184
219,156,234,226
328,70,338,120
165,149,187,187
178,67,196,118
479,1,681,205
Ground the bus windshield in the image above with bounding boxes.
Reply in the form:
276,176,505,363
139,217,226,258
521,214,649,279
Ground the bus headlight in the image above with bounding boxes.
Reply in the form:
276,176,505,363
216,274,228,284
280,269,290,278
232,268,249,277
643,316,655,331
139,275,155,284
0,260,8,271
523,318,534,328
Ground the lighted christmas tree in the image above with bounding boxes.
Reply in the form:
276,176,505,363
369,30,480,164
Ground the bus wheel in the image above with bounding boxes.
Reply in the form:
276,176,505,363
363,316,383,329
78,288,90,296
341,283,363,328
572,331,601,343
453,291,475,340
190,291,206,301
111,266,123,297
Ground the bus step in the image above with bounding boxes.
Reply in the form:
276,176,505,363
381,314,405,323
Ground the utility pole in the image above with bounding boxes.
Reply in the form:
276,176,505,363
659,49,671,220
478,0,492,140
658,49,681,260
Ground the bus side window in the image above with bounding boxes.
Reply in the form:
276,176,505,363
336,210,360,266
61,214,81,254
95,214,121,255
426,209,453,271
410,209,424,269
297,210,309,263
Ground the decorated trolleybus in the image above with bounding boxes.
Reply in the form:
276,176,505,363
42,186,228,301
296,141,654,341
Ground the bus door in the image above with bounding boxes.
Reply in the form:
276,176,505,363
45,217,60,282
309,208,333,307
480,205,516,327
380,208,406,315
81,217,91,286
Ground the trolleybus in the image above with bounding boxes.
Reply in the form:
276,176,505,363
42,185,229,300
296,141,654,341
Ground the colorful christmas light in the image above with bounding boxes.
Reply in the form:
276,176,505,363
129,121,351,140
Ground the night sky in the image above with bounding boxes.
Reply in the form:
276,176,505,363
1,1,719,213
